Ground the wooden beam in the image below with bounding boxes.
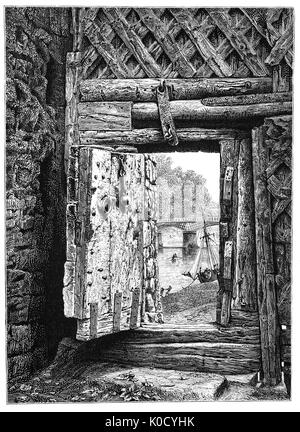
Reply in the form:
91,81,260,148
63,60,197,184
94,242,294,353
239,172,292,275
252,126,281,386
79,128,242,148
95,341,261,375
230,310,259,327
122,324,260,345
79,78,273,102
202,92,292,106
78,102,132,131
234,138,257,311
132,100,292,123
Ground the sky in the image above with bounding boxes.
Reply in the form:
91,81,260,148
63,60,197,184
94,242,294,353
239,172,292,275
167,152,220,202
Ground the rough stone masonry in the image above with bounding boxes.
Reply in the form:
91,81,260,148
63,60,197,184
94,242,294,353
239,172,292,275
6,7,75,380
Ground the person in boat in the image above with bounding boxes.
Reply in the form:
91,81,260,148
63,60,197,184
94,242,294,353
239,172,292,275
198,267,212,283
171,253,178,263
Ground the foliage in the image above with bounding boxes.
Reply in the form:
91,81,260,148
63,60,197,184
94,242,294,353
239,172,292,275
156,155,212,206
119,381,161,402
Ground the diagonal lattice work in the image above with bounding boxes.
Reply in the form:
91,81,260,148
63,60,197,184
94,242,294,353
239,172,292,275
78,7,293,79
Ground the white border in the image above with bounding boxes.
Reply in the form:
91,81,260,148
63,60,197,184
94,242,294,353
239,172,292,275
0,0,299,413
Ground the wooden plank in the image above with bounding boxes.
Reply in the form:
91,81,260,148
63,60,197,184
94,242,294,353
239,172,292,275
113,292,122,332
202,92,292,106
207,8,270,76
90,303,98,339
131,100,292,123
170,8,233,77
77,306,132,340
109,153,145,331
73,147,91,319
79,128,241,148
78,102,132,131
252,126,281,386
234,138,257,311
136,8,196,77
120,325,260,345
96,341,261,375
156,80,178,146
230,310,259,327
130,287,141,329
220,293,232,327
79,78,273,102
111,342,262,360
83,149,112,319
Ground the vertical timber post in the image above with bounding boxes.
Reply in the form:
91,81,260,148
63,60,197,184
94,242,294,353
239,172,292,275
217,139,240,326
233,138,257,311
272,25,292,390
252,126,281,386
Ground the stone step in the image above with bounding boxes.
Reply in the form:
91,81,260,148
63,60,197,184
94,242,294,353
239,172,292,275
84,365,229,401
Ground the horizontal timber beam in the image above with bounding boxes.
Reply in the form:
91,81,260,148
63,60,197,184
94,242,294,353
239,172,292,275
132,100,292,123
79,128,246,149
200,92,292,107
80,77,273,102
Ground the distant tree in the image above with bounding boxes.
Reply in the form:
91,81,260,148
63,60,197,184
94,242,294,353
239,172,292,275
156,155,213,206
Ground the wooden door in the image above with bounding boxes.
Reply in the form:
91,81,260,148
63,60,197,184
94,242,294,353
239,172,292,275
63,147,157,341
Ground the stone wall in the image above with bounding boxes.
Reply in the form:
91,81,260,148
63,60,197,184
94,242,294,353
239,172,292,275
6,7,74,380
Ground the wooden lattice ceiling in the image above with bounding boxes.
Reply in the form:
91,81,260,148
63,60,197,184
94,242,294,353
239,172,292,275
78,7,293,80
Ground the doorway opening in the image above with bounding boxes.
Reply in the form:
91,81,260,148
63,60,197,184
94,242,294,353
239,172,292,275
155,151,220,325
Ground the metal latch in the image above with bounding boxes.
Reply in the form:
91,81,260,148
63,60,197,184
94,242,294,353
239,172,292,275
156,79,179,146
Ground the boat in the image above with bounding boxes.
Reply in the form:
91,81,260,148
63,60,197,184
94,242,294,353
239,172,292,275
183,220,219,284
